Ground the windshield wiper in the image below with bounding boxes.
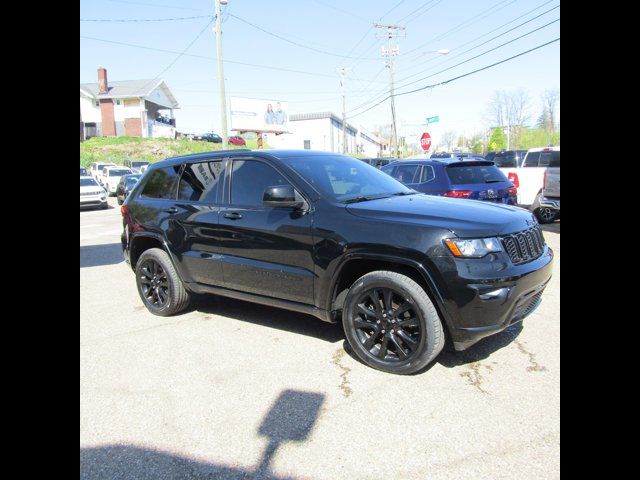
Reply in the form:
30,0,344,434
343,195,380,204
391,191,418,196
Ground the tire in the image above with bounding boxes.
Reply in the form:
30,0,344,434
342,270,445,375
532,193,559,224
135,248,190,316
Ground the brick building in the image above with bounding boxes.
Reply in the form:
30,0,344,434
80,68,179,139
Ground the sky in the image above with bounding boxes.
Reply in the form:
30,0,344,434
80,0,560,145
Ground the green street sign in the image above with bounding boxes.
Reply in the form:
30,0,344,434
426,116,439,124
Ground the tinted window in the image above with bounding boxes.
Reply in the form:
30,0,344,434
524,152,541,167
130,161,148,168
108,169,131,176
281,155,411,202
231,160,290,207
81,178,99,187
492,152,517,168
421,165,435,183
538,151,560,167
178,161,224,203
446,165,508,185
387,164,422,184
125,175,142,186
140,166,181,199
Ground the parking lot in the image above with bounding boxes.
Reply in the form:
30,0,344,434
80,197,559,479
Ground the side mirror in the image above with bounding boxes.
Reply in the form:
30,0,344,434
263,185,305,209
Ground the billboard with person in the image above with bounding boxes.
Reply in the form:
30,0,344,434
230,97,289,133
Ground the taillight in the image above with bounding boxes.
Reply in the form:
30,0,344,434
443,190,472,198
508,172,519,188
543,170,548,189
121,205,128,217
507,186,517,196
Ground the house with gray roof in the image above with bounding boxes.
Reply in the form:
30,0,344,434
80,68,179,140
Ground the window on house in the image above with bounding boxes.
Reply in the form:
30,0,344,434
116,99,122,105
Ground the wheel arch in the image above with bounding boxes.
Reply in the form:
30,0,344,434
327,254,455,336
129,233,172,269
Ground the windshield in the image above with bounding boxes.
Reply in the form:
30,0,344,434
130,161,148,168
492,152,517,168
281,155,413,202
446,164,508,185
81,178,99,187
125,175,142,185
109,169,131,176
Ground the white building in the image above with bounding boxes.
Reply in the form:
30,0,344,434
267,112,383,157
80,68,179,140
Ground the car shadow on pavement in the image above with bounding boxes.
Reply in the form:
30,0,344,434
192,295,344,343
341,321,524,374
80,243,124,268
540,220,560,234
80,389,325,480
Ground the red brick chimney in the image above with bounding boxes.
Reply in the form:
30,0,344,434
98,67,108,94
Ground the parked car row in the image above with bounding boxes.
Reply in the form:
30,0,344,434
191,132,247,146
82,161,147,210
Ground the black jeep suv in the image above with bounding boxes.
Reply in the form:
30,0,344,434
121,150,553,374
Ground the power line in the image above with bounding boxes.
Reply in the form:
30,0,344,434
397,0,444,25
400,0,518,58
227,13,377,60
348,17,559,113
379,0,408,20
136,19,214,96
80,15,213,22
347,38,559,119
394,8,560,84
310,0,370,22
80,35,387,83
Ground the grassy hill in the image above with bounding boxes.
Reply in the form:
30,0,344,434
80,137,267,167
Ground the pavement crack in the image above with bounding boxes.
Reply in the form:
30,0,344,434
331,348,353,398
515,340,548,372
459,362,489,394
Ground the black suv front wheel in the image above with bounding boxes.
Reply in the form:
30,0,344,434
135,248,191,316
342,271,445,375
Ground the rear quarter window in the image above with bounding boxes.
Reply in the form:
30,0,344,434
139,166,181,199
539,151,560,167
446,165,507,185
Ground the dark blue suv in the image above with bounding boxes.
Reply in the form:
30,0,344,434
381,159,517,205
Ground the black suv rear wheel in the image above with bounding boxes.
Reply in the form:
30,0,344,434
135,248,190,316
342,271,445,374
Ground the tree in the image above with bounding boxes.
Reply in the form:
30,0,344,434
484,88,531,149
487,127,506,151
440,130,457,151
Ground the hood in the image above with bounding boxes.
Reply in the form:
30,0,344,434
80,185,104,194
346,194,536,237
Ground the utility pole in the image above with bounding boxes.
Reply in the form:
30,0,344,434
336,67,351,154
376,23,405,158
214,0,228,148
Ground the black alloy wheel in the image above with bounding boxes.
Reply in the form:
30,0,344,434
353,287,422,362
138,259,170,308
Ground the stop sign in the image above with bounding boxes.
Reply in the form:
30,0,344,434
420,132,432,151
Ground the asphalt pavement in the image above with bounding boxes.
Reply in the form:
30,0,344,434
80,197,560,479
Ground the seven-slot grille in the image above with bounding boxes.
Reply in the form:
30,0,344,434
500,225,545,265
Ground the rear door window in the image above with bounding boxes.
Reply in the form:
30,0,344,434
387,164,422,184
539,151,560,167
523,152,541,167
420,165,435,183
446,165,508,185
178,161,224,203
140,166,181,199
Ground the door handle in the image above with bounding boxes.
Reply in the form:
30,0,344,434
223,212,243,220
162,207,178,214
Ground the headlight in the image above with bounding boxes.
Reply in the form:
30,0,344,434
444,237,502,258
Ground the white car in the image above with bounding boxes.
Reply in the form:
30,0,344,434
101,166,134,196
498,146,560,206
89,162,116,185
80,176,108,210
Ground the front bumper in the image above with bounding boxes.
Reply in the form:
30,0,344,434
431,246,554,350
80,194,107,208
539,196,560,212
